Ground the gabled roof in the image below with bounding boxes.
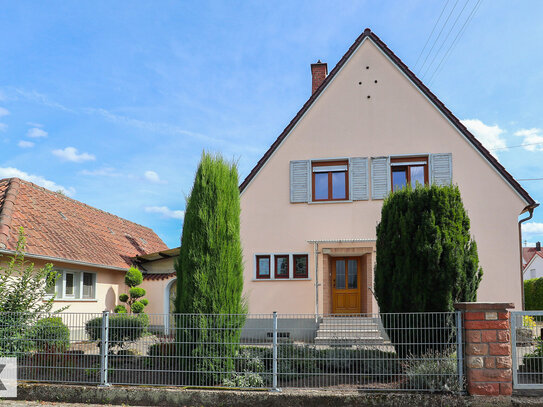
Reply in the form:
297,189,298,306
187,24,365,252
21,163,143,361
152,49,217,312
0,178,168,269
523,250,543,272
239,28,536,209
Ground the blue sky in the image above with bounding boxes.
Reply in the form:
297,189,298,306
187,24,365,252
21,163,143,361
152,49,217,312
1,1,543,248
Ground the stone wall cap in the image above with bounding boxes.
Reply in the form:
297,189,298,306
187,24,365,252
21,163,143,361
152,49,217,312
454,302,515,311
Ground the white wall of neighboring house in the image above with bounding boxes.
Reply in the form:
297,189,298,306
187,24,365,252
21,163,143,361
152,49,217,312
524,254,543,281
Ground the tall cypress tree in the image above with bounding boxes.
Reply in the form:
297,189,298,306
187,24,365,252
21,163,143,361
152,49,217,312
175,152,246,384
375,185,482,355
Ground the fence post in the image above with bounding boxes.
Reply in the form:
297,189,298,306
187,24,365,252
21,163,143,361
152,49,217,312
456,310,464,390
99,311,110,387
271,311,281,392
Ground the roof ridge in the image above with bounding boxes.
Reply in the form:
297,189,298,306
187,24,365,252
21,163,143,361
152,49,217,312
0,177,157,233
238,28,536,209
0,178,22,249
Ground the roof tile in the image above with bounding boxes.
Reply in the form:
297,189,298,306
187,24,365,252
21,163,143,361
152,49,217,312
0,178,168,268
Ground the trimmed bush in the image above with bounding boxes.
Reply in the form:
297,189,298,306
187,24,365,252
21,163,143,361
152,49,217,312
85,314,145,351
375,185,482,356
175,153,247,385
119,294,129,303
129,287,146,299
131,301,145,314
125,267,143,287
140,299,149,306
525,277,543,311
29,317,70,352
114,305,127,313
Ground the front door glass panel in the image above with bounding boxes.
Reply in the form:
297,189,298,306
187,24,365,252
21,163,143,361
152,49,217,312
335,259,345,289
347,259,358,289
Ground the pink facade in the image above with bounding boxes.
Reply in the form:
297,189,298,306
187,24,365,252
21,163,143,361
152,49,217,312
239,30,535,315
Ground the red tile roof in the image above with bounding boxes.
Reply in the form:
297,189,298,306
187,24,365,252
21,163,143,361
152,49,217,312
142,272,176,281
523,247,543,266
0,178,168,269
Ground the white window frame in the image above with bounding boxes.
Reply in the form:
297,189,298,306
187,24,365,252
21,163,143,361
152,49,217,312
253,253,311,281
48,269,98,301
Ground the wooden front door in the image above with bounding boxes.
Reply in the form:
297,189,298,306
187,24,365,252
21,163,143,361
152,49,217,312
332,257,362,314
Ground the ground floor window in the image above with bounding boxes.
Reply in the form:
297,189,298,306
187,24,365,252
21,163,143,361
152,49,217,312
254,253,309,280
46,270,97,300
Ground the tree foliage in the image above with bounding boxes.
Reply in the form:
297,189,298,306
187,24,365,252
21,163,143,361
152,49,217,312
175,152,247,385
0,228,61,314
375,185,482,313
117,266,148,314
375,185,482,355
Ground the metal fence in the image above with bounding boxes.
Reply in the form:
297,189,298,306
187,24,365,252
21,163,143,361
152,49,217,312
0,311,463,392
512,310,543,389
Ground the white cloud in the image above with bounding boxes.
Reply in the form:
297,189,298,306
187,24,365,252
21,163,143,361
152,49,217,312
522,222,543,235
144,206,184,220
27,127,48,138
0,107,9,117
18,140,35,148
80,167,123,177
0,167,75,196
0,123,7,132
144,170,166,184
461,119,506,156
26,122,43,128
514,128,543,151
52,147,96,163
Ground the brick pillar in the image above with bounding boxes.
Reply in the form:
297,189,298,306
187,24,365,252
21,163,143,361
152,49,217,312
454,302,514,396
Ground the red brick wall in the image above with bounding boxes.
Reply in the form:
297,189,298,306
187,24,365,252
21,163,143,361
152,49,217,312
456,303,514,396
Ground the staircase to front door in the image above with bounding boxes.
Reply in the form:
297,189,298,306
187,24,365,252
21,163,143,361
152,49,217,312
315,315,390,346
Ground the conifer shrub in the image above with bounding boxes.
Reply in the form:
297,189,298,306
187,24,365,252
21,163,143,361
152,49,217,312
525,278,543,311
375,185,482,356
175,152,247,385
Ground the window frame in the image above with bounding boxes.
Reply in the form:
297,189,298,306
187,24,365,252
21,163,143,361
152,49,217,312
47,269,97,301
256,255,271,280
311,160,349,202
390,156,429,192
293,254,309,279
274,255,290,279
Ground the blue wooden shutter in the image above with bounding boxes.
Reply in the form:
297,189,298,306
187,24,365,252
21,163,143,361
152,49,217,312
290,160,310,203
371,157,390,199
349,157,369,200
430,153,452,186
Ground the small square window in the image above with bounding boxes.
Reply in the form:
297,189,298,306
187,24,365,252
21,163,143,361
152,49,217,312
256,255,271,279
274,255,289,279
293,255,308,278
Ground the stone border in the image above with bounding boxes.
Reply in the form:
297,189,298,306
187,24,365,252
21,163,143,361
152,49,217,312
13,383,539,407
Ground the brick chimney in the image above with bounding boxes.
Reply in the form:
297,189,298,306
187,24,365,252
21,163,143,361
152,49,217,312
537,241,541,252
311,60,328,94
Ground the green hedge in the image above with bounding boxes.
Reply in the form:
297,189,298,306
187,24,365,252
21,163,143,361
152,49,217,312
85,314,145,349
29,317,70,352
525,277,543,310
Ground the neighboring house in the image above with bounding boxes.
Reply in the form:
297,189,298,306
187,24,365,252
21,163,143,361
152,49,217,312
239,28,537,315
134,247,178,316
0,177,168,313
523,243,543,280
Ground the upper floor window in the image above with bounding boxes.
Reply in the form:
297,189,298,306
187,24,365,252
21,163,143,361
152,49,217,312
391,157,428,192
312,160,349,201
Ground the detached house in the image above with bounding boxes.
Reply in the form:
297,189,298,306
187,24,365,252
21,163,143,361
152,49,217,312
239,29,537,315
0,177,168,313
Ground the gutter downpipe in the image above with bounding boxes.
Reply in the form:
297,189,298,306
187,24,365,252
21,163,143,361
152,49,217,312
519,204,539,310
314,242,319,324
